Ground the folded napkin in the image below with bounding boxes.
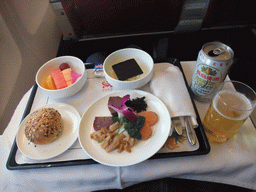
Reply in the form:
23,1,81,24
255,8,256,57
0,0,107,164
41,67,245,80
150,63,198,128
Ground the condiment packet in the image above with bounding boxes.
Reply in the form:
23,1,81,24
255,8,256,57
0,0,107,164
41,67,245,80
93,62,104,78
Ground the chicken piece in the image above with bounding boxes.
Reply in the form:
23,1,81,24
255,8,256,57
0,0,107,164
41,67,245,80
90,130,102,142
90,127,108,142
106,134,125,153
118,143,125,153
124,142,132,153
127,137,136,147
100,134,112,149
122,135,136,153
109,121,120,132
91,126,137,153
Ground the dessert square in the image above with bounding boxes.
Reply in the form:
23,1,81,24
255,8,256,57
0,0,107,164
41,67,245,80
112,59,143,81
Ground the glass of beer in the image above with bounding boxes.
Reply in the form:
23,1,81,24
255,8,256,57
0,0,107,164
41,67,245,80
203,81,256,143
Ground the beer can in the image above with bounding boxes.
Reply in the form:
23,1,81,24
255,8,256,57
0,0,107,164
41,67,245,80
190,42,234,102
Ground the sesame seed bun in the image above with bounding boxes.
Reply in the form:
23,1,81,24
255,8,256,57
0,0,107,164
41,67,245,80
24,108,63,145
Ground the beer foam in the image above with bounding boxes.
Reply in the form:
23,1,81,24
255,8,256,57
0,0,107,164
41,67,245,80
213,90,252,120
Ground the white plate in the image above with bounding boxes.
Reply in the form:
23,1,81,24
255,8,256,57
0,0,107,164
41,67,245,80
16,103,80,160
79,90,171,166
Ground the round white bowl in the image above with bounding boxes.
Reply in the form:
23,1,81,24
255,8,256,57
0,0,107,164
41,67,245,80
36,56,87,98
103,48,154,90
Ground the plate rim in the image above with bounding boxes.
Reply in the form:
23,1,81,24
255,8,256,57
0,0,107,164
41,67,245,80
78,89,172,166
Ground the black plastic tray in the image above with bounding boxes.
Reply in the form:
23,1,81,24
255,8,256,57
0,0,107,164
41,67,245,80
6,59,210,170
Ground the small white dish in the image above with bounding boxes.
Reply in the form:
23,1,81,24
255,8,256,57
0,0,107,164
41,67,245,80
79,90,171,167
103,48,154,90
16,103,80,160
36,56,87,98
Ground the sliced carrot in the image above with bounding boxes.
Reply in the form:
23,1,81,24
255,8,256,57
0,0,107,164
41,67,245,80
140,122,152,140
137,111,158,140
137,111,158,126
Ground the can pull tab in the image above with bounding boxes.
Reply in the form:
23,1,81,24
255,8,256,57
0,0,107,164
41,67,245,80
208,47,226,57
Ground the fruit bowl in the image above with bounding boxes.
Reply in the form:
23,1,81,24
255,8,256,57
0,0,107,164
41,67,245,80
103,48,154,90
36,56,87,98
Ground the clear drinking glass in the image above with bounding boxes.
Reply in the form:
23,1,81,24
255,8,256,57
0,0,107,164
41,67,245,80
203,81,256,143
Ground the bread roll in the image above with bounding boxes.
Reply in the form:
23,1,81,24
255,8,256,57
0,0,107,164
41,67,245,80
25,108,63,145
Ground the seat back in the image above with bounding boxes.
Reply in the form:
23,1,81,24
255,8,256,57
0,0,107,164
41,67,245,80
59,0,184,39
53,0,256,40
203,0,256,28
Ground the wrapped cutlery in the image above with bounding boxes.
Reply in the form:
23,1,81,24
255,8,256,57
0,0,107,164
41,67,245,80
150,63,198,145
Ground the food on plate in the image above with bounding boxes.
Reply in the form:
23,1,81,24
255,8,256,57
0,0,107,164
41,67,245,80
137,111,158,126
112,59,143,81
90,122,137,153
90,94,158,153
42,63,82,90
137,111,158,140
108,95,148,116
108,94,137,122
139,122,152,140
108,96,122,116
125,96,147,113
93,116,114,131
24,108,63,145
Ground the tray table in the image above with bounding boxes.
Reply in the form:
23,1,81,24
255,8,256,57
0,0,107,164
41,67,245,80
6,59,210,170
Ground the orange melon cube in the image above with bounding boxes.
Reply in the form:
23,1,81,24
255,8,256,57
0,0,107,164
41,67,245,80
44,75,56,90
51,68,67,89
43,79,49,89
62,68,72,86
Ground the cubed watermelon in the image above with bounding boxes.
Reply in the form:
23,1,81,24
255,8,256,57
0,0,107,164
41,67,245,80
51,68,67,89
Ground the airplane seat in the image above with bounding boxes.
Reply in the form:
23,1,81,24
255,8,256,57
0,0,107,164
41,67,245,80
203,0,256,28
57,0,185,39
55,0,256,40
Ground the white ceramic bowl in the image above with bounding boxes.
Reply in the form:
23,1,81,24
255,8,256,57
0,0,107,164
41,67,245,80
103,48,154,90
36,56,87,98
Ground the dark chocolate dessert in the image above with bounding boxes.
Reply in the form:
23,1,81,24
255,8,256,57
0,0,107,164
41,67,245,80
112,59,143,81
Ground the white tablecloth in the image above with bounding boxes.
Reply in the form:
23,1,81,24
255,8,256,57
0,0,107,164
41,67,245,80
1,61,256,192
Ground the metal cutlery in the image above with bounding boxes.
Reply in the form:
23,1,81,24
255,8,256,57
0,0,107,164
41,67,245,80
172,117,183,135
184,116,197,145
171,116,197,145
